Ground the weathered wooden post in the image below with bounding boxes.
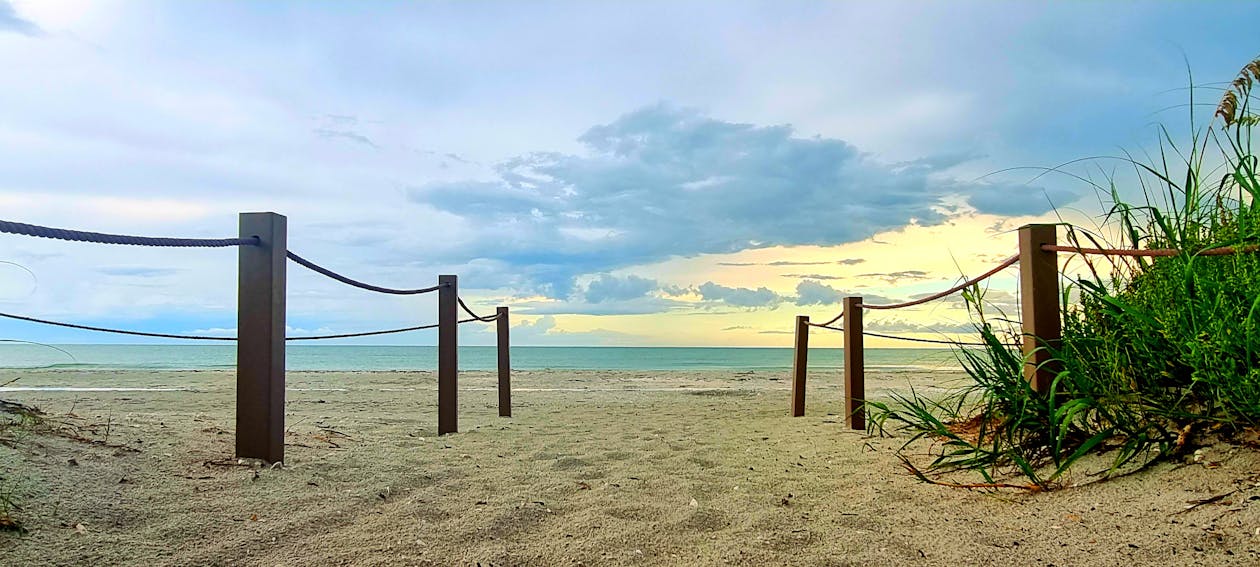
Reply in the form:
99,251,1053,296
790,315,809,417
438,274,458,435
236,212,287,463
843,296,864,430
1018,224,1061,393
497,306,511,417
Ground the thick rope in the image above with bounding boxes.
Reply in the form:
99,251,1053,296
0,220,258,248
457,297,499,322
861,330,1007,347
0,311,234,341
286,251,441,295
0,311,481,341
1042,243,1260,257
864,254,1019,311
805,321,1015,347
810,311,844,328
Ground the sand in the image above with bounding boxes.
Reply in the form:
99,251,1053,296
2,367,1260,566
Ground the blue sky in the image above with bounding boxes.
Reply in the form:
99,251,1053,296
1,1,1258,346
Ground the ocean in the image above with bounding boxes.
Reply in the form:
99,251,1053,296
0,344,964,373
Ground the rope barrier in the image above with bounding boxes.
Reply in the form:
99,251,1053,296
286,251,442,295
1042,243,1260,257
864,254,1019,311
0,220,258,248
807,321,1014,347
0,311,235,341
861,330,1010,347
0,311,485,341
457,297,499,322
811,311,844,328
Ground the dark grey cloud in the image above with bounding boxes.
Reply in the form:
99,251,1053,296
793,279,898,306
509,273,680,315
794,279,845,306
0,1,39,36
959,182,1077,216
721,325,751,331
758,330,793,335
314,128,378,149
407,104,1041,297
696,281,781,308
582,274,656,303
514,296,682,316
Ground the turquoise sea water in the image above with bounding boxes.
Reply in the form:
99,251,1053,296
0,344,963,372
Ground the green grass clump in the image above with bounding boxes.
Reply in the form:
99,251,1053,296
870,56,1260,489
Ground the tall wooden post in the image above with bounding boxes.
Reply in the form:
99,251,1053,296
437,275,458,435
1019,224,1061,393
843,297,864,430
497,306,511,417
236,212,287,463
789,315,809,417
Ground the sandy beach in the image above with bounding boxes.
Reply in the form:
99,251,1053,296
3,368,1260,566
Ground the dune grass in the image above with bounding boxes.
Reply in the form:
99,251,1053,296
869,56,1260,489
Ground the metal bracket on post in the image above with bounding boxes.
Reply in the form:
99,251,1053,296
437,274,458,435
1019,224,1062,393
843,297,864,431
497,307,511,417
790,315,809,417
236,212,287,463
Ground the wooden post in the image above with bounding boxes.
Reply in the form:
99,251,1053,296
497,306,511,417
437,275,458,435
236,212,287,463
843,296,864,430
1019,224,1061,393
789,315,809,417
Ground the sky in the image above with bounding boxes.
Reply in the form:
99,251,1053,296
1,0,1258,347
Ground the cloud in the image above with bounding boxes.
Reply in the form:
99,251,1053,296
98,267,180,278
792,279,899,306
0,1,40,36
513,296,682,316
766,260,833,266
583,273,657,303
781,273,845,280
506,273,682,315
313,128,379,149
721,325,751,331
958,182,1078,216
865,318,976,334
509,315,557,342
857,270,930,284
696,281,782,308
505,315,639,345
721,259,864,268
407,103,1027,297
794,279,845,306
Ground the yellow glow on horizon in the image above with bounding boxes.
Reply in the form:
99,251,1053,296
489,208,1096,347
